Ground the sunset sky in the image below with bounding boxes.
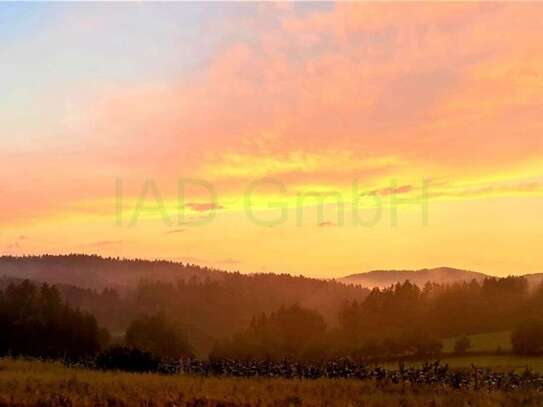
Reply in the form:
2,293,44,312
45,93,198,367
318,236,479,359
2,2,543,278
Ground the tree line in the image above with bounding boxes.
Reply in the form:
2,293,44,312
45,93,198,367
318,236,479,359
0,281,107,358
50,272,367,356
2,275,543,364
212,277,543,360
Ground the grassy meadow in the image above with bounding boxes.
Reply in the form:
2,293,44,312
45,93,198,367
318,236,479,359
2,358,543,406
435,331,543,372
442,331,512,354
377,331,543,373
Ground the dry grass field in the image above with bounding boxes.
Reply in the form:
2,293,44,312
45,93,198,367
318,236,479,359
1,359,543,407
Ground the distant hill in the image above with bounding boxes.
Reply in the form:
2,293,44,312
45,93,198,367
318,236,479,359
340,267,491,288
521,272,543,288
0,254,225,290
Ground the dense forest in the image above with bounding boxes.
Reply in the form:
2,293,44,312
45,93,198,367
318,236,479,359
0,281,107,358
0,255,369,356
339,277,533,340
2,256,543,362
61,273,367,356
212,278,543,360
0,255,224,289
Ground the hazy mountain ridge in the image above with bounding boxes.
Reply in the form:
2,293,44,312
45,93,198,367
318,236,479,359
341,267,492,288
341,267,543,288
2,256,541,292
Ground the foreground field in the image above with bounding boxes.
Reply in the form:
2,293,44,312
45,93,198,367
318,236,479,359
2,359,543,406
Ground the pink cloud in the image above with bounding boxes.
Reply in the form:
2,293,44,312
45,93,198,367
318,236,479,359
4,3,543,226
184,203,224,212
84,3,542,178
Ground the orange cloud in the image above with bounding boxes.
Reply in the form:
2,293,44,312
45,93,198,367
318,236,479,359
4,3,542,228
77,3,539,182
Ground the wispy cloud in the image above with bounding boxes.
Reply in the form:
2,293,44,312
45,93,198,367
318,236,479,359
165,229,186,235
369,185,414,196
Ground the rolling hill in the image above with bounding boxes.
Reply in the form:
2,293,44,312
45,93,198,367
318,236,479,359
340,267,491,288
0,254,225,290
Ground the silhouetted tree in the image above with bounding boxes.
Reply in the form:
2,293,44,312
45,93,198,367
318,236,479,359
0,280,108,359
454,336,471,354
125,313,192,359
512,321,543,355
211,304,327,361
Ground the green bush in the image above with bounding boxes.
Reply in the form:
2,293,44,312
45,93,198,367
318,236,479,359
125,313,192,359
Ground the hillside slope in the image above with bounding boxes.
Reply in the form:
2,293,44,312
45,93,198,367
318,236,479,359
0,254,225,290
340,267,491,288
0,255,370,356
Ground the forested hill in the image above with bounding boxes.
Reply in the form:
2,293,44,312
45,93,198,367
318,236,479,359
0,255,370,356
0,254,225,289
341,267,543,289
340,267,490,288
